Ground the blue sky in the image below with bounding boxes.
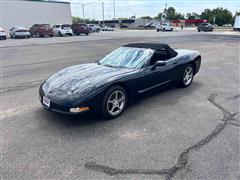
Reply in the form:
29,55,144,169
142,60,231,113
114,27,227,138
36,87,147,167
59,0,239,20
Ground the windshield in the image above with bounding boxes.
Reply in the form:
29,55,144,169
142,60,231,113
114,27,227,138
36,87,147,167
41,24,50,28
99,47,154,69
16,27,26,30
62,24,71,29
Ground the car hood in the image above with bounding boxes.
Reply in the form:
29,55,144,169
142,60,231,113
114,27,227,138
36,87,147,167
43,63,135,99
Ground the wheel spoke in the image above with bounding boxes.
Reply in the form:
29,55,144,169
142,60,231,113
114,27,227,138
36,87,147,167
118,97,125,103
108,99,114,104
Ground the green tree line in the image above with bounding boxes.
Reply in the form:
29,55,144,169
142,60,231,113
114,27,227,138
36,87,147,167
145,7,239,26
73,7,240,26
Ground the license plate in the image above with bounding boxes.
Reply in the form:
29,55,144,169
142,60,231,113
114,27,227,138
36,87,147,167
43,96,50,107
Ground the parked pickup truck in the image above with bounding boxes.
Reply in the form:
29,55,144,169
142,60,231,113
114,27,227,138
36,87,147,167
156,24,173,32
233,15,240,31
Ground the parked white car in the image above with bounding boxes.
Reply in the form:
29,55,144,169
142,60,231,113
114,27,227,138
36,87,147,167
9,26,31,39
52,24,73,36
87,24,101,33
222,24,232,27
101,26,115,31
0,27,7,40
156,24,173,32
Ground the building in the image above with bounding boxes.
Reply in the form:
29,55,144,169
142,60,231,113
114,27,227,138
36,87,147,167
99,18,160,29
1,0,72,33
172,19,208,27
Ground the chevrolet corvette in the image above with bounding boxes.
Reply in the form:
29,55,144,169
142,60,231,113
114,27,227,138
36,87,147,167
39,43,201,119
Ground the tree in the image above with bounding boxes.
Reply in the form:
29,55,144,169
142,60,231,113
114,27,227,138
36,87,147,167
72,16,97,24
165,7,177,20
162,7,185,20
72,16,84,23
200,8,233,26
155,12,162,19
187,12,199,20
141,16,152,19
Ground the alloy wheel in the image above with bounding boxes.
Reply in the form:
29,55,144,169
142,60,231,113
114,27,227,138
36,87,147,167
183,66,193,86
107,90,126,116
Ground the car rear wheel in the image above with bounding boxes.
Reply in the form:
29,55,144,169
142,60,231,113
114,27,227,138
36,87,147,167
102,86,127,119
58,31,62,37
179,64,194,88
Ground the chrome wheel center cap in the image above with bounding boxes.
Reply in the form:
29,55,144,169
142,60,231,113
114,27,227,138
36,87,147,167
114,100,119,107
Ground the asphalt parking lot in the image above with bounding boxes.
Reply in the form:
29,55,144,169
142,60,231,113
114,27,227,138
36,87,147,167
1,30,240,180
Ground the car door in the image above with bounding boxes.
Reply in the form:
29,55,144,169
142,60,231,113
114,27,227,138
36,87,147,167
52,25,57,35
138,48,178,93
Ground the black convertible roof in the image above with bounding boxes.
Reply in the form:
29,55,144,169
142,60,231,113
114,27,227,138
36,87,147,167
123,43,169,50
123,43,178,57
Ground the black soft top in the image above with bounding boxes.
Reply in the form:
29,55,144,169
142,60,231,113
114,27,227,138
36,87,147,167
123,43,178,57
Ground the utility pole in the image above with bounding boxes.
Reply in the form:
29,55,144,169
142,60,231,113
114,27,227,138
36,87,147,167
102,2,105,26
113,0,116,27
82,3,85,23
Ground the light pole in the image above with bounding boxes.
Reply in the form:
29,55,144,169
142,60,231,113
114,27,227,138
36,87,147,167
113,0,116,27
82,3,85,22
102,1,105,26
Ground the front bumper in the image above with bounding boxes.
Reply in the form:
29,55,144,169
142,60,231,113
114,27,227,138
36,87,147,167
15,32,31,37
0,34,6,39
39,95,89,115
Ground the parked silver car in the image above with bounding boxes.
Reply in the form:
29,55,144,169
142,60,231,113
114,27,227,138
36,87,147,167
9,26,31,39
0,27,7,40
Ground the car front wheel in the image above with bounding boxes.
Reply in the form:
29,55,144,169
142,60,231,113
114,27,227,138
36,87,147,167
102,86,127,119
179,64,194,88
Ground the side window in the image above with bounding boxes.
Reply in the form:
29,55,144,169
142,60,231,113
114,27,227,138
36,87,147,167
149,48,171,66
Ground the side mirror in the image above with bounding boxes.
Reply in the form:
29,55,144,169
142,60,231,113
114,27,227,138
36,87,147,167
151,60,166,70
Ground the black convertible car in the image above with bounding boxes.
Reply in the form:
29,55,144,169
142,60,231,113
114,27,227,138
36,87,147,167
39,43,201,119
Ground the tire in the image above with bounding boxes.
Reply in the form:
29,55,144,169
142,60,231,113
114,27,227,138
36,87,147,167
157,29,160,32
198,29,200,32
85,33,89,35
58,31,62,37
178,64,194,88
102,86,127,119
